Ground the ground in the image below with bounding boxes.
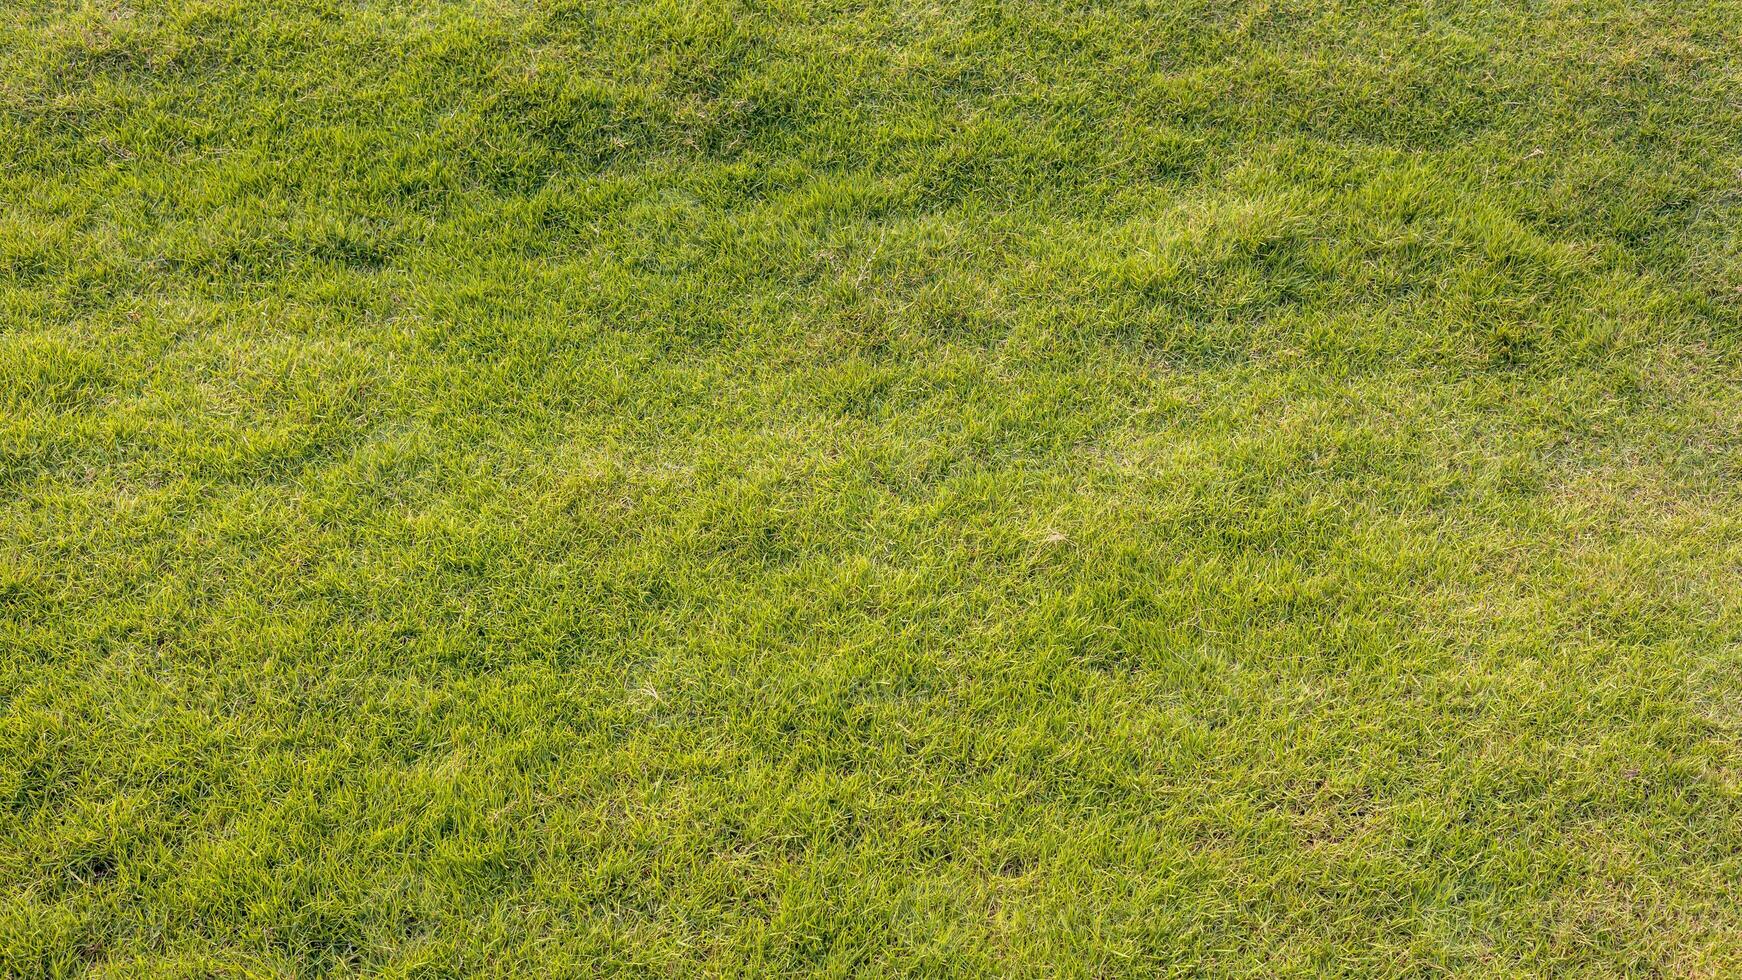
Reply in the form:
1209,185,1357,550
3,0,1742,975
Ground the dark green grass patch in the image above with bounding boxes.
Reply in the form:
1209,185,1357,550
4,0,1742,975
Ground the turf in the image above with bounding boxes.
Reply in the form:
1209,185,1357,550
3,0,1742,975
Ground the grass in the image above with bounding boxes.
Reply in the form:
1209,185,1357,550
3,0,1742,974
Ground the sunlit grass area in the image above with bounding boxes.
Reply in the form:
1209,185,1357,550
4,0,1742,974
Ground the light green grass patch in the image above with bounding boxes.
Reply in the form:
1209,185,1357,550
3,0,1742,975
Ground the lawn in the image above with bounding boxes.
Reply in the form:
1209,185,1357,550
3,0,1742,975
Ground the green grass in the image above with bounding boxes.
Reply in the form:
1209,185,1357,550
4,0,1742,974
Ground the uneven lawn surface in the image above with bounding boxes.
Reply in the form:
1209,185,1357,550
5,0,1742,975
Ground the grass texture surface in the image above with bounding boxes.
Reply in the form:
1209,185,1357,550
4,0,1742,975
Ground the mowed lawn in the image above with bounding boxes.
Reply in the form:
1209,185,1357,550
4,0,1742,975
